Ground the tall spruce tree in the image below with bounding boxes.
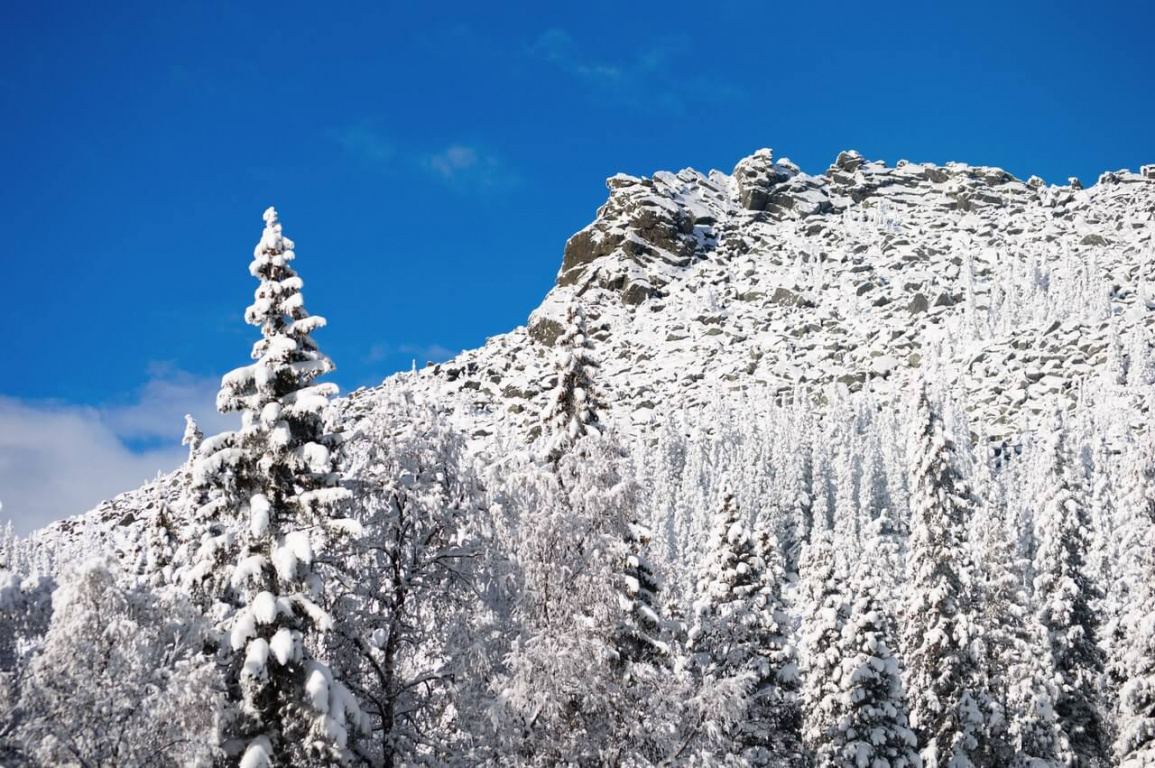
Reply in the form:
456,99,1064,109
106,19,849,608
972,472,1068,768
1114,436,1155,767
902,385,983,768
186,207,365,767
1032,415,1109,768
836,555,920,768
543,303,604,465
690,485,803,766
800,524,850,767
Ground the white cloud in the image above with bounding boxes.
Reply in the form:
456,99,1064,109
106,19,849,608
0,366,236,536
423,144,519,190
335,122,395,166
364,342,457,366
529,27,747,114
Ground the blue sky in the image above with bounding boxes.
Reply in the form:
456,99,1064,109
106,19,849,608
2,0,1153,532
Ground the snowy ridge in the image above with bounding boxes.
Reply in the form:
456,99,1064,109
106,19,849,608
18,148,1155,560
363,147,1155,444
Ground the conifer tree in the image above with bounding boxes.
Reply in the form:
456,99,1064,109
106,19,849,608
772,405,812,578
690,485,802,766
902,385,982,768
836,556,920,768
544,303,604,465
972,474,1068,768
862,506,906,651
0,522,14,571
185,207,365,766
1114,437,1155,767
140,503,177,586
618,518,665,667
1032,416,1109,768
800,524,850,767
499,301,670,764
184,413,204,461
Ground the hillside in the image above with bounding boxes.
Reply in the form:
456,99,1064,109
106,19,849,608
20,147,1155,561
7,147,1155,768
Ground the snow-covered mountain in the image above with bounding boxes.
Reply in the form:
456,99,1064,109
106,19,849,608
20,147,1155,561
8,148,1155,768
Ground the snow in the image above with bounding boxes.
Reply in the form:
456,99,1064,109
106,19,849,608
285,531,313,566
271,542,298,582
326,518,364,537
270,627,295,665
231,554,267,587
252,591,278,624
250,494,271,538
239,737,273,768
306,666,331,713
230,609,257,651
294,595,334,631
243,637,269,679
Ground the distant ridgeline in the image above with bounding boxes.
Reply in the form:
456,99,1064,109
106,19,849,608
3,152,1155,767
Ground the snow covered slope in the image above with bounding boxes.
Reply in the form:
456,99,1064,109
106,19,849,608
23,147,1155,561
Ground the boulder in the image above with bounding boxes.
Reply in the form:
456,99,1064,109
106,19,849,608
732,148,788,211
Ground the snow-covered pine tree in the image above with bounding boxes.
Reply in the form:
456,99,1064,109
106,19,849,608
140,503,177,586
836,555,920,768
800,523,850,767
690,484,803,766
0,522,14,571
774,396,814,578
549,303,665,669
860,500,907,662
902,384,983,768
831,437,861,553
1031,415,1110,768
971,466,1068,768
543,303,604,465
186,207,365,767
184,413,204,461
1126,324,1153,389
498,301,672,765
1114,435,1155,767
618,518,665,668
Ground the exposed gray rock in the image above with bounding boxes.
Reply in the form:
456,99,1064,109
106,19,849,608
528,316,564,347
733,148,778,211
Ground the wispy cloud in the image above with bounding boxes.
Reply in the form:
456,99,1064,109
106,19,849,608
422,144,519,190
335,122,395,166
364,342,457,367
529,27,747,114
333,124,517,192
0,365,236,535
